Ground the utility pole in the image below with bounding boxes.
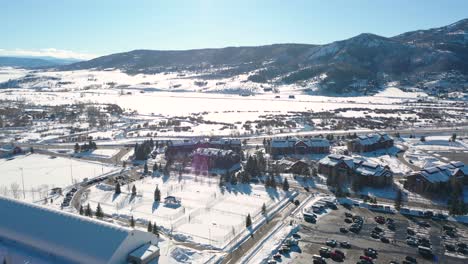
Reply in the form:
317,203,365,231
20,167,25,199
70,158,73,185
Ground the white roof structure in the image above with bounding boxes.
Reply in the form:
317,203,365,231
354,133,392,146
319,154,355,169
0,196,158,264
419,161,467,183
354,161,392,177
319,155,392,177
193,147,236,157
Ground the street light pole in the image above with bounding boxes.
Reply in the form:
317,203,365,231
20,167,25,199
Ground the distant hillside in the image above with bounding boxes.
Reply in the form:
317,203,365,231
0,56,80,68
60,18,468,94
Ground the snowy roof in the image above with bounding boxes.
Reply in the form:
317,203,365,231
270,139,296,148
271,138,329,148
355,161,392,177
170,139,198,147
193,147,236,157
319,154,354,168
418,161,467,183
353,133,392,145
0,196,158,264
128,243,159,261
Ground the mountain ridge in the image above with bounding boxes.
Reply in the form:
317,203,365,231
52,18,468,94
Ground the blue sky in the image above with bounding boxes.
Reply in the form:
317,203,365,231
2,0,467,59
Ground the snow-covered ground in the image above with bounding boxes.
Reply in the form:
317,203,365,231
374,86,427,98
0,153,116,201
84,174,288,248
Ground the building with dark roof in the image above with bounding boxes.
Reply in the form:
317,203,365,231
347,133,393,153
191,147,241,172
406,161,468,194
318,154,393,187
268,137,330,156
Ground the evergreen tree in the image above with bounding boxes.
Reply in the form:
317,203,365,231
79,205,84,215
261,203,267,216
153,163,158,172
95,203,104,218
147,221,153,232
115,182,121,195
420,136,426,142
144,163,148,174
74,143,80,153
130,216,135,228
270,175,277,189
154,186,161,202
282,178,290,191
132,185,137,196
395,189,403,211
451,133,457,142
85,203,92,217
153,223,159,236
246,214,252,228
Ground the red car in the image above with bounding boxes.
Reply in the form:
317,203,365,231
374,216,385,224
333,249,345,258
330,251,343,261
360,255,374,262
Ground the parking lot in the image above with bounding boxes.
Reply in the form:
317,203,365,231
281,204,468,263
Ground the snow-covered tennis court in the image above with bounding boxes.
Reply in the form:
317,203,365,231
84,174,289,248
0,154,116,201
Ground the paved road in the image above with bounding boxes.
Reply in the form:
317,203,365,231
222,193,307,264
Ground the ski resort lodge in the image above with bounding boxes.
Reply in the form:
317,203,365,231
267,138,330,156
405,161,468,194
191,147,241,172
318,154,393,187
0,196,159,264
347,133,394,153
165,138,241,158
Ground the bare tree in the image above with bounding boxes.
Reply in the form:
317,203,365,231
10,183,21,199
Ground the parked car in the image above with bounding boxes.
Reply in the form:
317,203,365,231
340,241,351,248
375,216,385,224
407,239,418,247
374,226,383,233
405,256,417,263
330,251,343,261
445,244,456,252
380,237,390,243
340,227,348,233
319,247,331,257
333,249,345,258
326,239,337,247
360,255,374,262
312,255,326,264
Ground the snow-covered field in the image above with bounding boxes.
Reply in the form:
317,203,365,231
0,154,116,201
84,174,288,248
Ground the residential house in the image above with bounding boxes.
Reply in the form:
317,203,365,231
347,133,393,153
